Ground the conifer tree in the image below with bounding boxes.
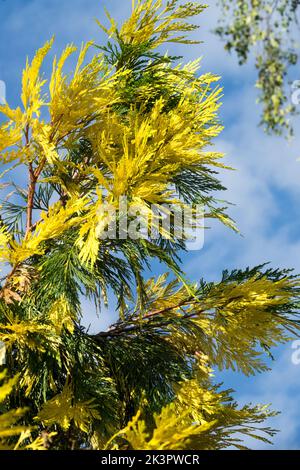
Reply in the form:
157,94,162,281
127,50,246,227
0,0,300,450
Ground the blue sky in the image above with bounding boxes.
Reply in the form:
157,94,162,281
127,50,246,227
1,0,300,449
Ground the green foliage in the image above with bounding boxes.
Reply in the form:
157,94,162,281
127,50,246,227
0,0,299,450
215,0,300,136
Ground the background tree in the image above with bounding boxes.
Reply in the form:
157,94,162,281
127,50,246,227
215,0,300,136
0,0,300,450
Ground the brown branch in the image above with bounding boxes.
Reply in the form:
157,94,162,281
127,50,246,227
140,298,194,320
92,298,205,339
25,162,36,237
24,121,48,237
34,156,46,179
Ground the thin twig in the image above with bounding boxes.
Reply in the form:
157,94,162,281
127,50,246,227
92,299,205,339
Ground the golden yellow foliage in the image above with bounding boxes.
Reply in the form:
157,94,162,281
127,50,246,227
0,0,298,451
105,375,276,450
37,382,101,433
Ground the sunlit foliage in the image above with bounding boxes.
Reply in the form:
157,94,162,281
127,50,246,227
0,0,299,450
